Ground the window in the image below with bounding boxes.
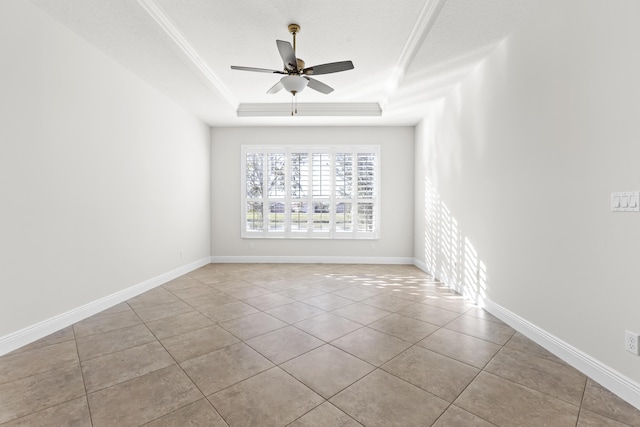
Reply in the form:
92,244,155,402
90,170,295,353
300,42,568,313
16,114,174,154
241,146,380,239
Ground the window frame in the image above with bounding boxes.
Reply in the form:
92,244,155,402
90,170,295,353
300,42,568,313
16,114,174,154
241,145,380,240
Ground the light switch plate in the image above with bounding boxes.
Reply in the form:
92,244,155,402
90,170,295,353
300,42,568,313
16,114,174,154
612,191,640,212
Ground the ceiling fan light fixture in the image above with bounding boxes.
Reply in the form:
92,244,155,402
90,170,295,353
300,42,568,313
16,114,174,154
280,75,308,95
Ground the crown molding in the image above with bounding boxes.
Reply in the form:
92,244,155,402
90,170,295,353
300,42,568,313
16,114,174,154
237,102,382,117
380,0,447,110
135,0,238,109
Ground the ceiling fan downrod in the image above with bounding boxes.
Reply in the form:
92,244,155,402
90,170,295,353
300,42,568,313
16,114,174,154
288,24,300,56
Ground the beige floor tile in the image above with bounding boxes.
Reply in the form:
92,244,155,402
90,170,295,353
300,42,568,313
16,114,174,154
484,347,587,405
72,310,142,338
281,345,375,398
332,327,411,366
432,405,496,427
280,285,326,300
386,288,441,303
350,281,390,295
581,379,640,426
209,367,323,427
332,286,380,301
160,324,239,363
294,313,362,342
455,372,580,427
127,287,180,309
288,402,362,427
420,294,476,313
145,311,214,340
266,301,325,324
445,315,515,345
181,342,273,396
0,396,91,427
199,274,230,285
75,323,155,361
245,326,324,364
310,279,353,293
0,363,85,424
257,278,299,292
0,340,79,384
418,328,501,368
383,346,479,402
398,302,460,326
331,302,391,325
167,284,223,300
133,300,194,322
219,312,287,340
244,293,296,310
144,398,228,427
190,273,227,285
330,369,449,427
207,279,252,293
96,302,133,316
361,294,415,312
87,364,202,427
182,293,238,310
303,294,355,311
8,326,75,355
224,285,272,300
241,274,284,286
505,332,570,366
464,307,507,325
199,300,259,322
285,274,326,286
368,313,439,343
577,409,631,426
162,277,204,292
81,341,175,393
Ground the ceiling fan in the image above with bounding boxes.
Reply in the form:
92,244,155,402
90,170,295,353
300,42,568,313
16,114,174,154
230,24,354,114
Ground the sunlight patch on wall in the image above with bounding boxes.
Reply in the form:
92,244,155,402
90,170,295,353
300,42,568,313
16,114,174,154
424,177,487,305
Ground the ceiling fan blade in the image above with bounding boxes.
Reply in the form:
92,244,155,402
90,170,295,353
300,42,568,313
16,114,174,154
231,66,286,74
266,81,284,94
276,40,298,71
303,60,354,75
304,77,334,94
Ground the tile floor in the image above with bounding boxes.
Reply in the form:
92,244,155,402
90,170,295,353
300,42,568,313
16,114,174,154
1,263,639,426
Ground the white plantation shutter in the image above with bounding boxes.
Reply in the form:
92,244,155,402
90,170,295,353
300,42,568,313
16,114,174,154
312,153,331,198
241,146,379,239
356,153,376,233
290,153,309,233
290,153,309,199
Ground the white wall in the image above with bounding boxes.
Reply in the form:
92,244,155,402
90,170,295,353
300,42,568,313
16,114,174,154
0,1,211,339
415,0,640,399
211,127,414,261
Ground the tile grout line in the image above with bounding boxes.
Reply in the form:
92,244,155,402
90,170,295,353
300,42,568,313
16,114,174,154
574,375,589,427
430,330,514,426
125,302,221,427
72,325,95,427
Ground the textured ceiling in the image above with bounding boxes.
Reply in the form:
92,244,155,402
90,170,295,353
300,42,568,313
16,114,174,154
29,0,536,126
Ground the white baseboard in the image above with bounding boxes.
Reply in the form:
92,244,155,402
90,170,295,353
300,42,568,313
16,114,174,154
210,255,414,265
413,258,640,410
484,299,640,410
0,257,211,357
